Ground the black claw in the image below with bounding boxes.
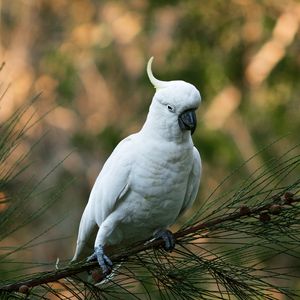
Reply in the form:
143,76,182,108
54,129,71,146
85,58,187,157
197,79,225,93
87,245,112,276
154,229,175,252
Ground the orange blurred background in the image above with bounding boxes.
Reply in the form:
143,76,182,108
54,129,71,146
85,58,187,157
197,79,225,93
0,0,299,276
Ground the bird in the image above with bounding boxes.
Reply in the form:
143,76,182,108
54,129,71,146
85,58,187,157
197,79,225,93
72,57,202,276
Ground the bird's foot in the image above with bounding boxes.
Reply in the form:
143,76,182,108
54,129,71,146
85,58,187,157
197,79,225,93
154,229,175,252
87,245,113,276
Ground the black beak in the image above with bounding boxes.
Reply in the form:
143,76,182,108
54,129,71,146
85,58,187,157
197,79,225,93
178,109,197,135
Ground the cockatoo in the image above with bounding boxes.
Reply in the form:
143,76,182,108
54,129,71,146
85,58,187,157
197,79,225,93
72,57,202,275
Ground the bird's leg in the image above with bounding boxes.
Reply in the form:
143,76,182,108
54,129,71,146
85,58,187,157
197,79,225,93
87,245,113,276
154,229,175,252
88,215,118,276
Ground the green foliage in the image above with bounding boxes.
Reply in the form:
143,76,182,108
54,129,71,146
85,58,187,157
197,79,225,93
41,51,78,106
0,95,71,285
0,132,299,298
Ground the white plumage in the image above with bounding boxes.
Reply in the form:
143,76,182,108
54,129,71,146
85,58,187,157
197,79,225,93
72,58,202,271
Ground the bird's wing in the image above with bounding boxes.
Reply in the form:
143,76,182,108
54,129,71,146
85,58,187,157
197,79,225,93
91,134,135,222
72,135,135,261
179,147,202,217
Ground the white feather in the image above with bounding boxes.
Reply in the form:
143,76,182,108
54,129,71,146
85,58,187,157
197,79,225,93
72,59,202,262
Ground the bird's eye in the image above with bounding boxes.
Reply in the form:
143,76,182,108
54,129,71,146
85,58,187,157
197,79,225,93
167,104,175,113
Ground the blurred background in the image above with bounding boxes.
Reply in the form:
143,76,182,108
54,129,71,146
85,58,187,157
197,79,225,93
0,0,299,277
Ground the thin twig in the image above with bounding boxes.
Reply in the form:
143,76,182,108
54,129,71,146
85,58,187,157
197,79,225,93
1,193,299,293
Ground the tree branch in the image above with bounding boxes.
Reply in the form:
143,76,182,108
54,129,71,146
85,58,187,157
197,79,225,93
1,192,299,294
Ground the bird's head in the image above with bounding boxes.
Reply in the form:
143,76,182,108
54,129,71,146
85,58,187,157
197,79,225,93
147,57,201,136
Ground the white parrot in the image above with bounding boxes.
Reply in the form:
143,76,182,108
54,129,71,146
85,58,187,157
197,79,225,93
72,57,202,275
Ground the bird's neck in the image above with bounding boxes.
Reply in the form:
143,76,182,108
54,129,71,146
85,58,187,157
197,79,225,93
140,110,192,145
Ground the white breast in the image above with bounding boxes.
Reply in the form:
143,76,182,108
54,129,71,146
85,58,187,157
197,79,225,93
106,136,194,245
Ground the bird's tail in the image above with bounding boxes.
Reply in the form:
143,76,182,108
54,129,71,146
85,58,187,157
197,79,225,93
72,203,98,262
